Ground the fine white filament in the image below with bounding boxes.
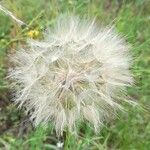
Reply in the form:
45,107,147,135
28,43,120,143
0,4,26,26
9,16,134,136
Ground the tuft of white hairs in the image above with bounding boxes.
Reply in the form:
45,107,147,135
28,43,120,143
9,16,134,136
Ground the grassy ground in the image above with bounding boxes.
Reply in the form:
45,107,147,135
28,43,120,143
0,0,150,149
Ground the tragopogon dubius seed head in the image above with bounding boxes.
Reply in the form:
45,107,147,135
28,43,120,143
9,16,134,136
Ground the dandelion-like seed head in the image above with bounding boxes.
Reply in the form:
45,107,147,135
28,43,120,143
9,16,133,135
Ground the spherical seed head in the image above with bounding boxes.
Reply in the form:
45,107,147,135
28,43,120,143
9,16,133,136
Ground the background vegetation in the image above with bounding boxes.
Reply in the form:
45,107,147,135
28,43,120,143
0,0,150,149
